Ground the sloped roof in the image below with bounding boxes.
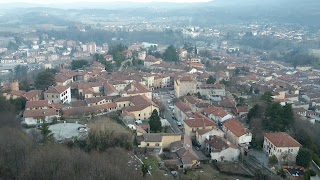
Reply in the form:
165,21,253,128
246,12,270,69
45,86,70,94
265,132,301,148
223,119,248,137
184,117,215,128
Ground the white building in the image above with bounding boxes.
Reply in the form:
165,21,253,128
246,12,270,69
196,128,224,147
23,108,59,126
44,86,71,104
206,135,240,162
263,132,301,163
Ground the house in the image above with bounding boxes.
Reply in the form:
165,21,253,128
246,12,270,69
121,82,152,99
116,95,159,120
22,90,43,101
196,128,224,147
222,119,252,148
23,108,59,126
174,75,197,98
44,86,71,104
205,135,240,162
203,106,233,123
137,133,181,154
174,101,193,121
168,135,200,169
197,83,226,98
144,55,161,68
263,132,302,163
183,117,216,138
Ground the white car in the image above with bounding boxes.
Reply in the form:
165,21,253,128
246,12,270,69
176,121,182,126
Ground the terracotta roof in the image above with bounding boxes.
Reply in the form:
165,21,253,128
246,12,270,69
26,100,49,109
265,132,301,148
206,135,237,152
45,86,70,94
174,101,192,113
23,90,42,100
184,117,215,128
104,82,118,95
24,108,57,118
223,119,248,137
71,100,87,107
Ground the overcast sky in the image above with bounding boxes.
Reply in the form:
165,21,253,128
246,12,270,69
0,0,210,4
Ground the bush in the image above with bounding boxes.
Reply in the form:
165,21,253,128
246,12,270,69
310,169,317,177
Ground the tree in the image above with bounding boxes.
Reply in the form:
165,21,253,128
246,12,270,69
71,59,88,70
14,65,28,81
163,45,179,62
19,80,30,91
141,164,148,177
261,92,273,102
34,69,56,90
38,123,54,144
149,109,162,133
296,148,312,168
206,75,216,84
268,155,278,166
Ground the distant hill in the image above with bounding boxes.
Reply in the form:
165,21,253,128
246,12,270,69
1,0,320,26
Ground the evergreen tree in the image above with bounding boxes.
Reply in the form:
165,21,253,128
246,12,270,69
296,148,312,168
141,164,148,177
206,75,216,84
163,45,179,62
149,109,162,133
38,123,54,144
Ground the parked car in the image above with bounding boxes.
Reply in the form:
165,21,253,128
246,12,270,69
176,121,182,126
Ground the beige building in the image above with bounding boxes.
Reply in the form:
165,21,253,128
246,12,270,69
116,95,159,121
263,132,301,163
174,75,197,98
183,117,216,138
44,86,71,104
222,119,252,148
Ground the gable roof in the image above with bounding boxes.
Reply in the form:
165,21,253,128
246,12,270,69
143,133,162,142
23,108,57,118
26,100,49,109
45,86,70,94
223,119,248,137
265,132,301,148
184,117,215,128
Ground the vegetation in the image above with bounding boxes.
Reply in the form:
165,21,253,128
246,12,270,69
34,69,58,90
149,109,162,133
0,115,141,180
0,96,26,113
71,59,89,70
268,155,278,166
296,148,312,168
94,53,114,72
141,164,148,177
163,45,179,62
206,75,216,84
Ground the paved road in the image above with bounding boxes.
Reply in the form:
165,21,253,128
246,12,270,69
154,89,182,133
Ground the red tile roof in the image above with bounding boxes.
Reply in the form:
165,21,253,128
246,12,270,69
26,100,49,109
45,86,70,94
223,119,248,137
265,132,301,148
184,117,215,128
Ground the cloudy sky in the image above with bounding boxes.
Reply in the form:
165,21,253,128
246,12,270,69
0,0,210,4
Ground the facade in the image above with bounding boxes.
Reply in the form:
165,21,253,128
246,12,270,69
183,117,216,138
263,132,301,163
174,75,197,98
44,86,71,104
206,135,240,162
222,119,252,148
196,128,224,147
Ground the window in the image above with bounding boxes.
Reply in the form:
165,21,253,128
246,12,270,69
155,143,159,146
147,143,149,146
52,95,54,98
139,114,140,117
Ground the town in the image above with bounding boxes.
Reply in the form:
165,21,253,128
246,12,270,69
0,1,320,180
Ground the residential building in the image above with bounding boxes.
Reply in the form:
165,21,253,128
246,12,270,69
174,75,197,97
196,128,224,147
222,119,252,148
183,117,216,138
263,132,301,163
44,86,71,104
205,135,240,162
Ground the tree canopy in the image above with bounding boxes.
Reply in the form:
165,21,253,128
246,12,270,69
163,45,179,62
296,148,312,168
34,69,57,90
206,75,216,84
149,109,162,133
71,59,89,70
